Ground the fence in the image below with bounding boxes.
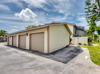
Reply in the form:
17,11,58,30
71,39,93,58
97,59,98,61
72,37,88,45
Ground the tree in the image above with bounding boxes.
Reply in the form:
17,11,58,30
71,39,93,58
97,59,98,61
85,30,91,36
85,0,100,42
0,30,8,37
95,0,100,21
25,24,41,29
94,34,99,41
97,26,100,35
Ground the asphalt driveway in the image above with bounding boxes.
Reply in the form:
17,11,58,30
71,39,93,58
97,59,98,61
7,45,83,64
0,43,100,74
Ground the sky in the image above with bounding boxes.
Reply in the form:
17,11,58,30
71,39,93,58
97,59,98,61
0,0,100,33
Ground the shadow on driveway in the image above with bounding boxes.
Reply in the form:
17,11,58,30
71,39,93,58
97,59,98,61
6,45,83,64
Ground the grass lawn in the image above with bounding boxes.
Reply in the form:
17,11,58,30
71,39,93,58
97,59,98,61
4,42,7,45
79,42,100,66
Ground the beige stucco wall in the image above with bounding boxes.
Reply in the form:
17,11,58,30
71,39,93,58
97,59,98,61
72,37,88,45
9,36,12,46
67,24,74,37
7,27,48,53
7,36,9,45
26,34,30,49
49,24,70,53
16,35,19,47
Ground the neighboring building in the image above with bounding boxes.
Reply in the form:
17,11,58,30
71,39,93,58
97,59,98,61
67,23,87,45
75,26,85,37
67,23,85,37
7,22,72,53
0,36,7,41
67,23,76,37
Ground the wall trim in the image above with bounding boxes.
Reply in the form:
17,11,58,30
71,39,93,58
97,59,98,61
47,26,49,53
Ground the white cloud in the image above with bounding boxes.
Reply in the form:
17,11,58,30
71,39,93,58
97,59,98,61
0,15,22,21
0,0,48,10
0,0,93,33
85,26,90,30
45,0,76,15
14,1,23,8
0,20,36,26
15,8,37,21
0,0,75,14
0,11,71,27
9,29,18,33
76,15,100,30
22,0,47,8
0,0,76,16
77,16,88,26
50,12,71,21
11,26,18,28
0,0,23,8
0,4,10,11
76,15,89,30
52,0,72,14
76,13,100,30
0,0,87,33
96,21,100,26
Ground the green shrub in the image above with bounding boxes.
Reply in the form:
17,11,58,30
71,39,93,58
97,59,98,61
88,38,92,42
88,37,92,45
79,43,82,45
84,44,86,45
70,37,72,43
97,39,100,42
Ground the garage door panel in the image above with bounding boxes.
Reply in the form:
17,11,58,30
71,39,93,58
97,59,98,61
19,35,26,49
12,36,16,46
31,32,44,52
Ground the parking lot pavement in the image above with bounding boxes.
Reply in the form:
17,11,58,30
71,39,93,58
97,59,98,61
0,43,65,74
0,43,100,74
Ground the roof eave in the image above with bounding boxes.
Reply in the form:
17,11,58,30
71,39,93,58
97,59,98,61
7,23,72,35
7,25,49,35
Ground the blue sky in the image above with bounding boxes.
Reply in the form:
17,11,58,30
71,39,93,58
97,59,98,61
0,0,99,33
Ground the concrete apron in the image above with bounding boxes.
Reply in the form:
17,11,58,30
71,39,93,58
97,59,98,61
60,47,100,74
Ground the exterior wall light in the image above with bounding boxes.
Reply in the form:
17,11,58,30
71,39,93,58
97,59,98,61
26,33,28,36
